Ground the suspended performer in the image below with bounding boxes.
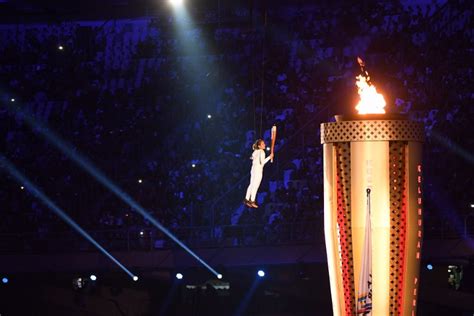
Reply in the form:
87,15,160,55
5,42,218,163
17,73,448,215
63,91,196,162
244,139,274,208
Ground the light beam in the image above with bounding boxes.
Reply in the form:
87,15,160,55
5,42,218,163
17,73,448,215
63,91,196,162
6,105,220,277
0,154,136,279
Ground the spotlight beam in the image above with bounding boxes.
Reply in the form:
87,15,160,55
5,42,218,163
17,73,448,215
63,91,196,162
0,154,136,279
233,278,261,316
431,130,474,164
6,105,219,277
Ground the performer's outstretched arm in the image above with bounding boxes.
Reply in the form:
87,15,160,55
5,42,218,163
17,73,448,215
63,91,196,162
259,150,272,167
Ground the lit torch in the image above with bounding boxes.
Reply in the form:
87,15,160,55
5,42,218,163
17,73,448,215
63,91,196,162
321,58,424,316
270,125,277,163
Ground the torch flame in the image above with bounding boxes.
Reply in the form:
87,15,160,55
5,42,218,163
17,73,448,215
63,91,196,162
355,74,386,114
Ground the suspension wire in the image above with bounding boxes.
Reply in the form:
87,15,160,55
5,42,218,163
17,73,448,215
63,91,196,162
252,0,256,136
259,9,267,138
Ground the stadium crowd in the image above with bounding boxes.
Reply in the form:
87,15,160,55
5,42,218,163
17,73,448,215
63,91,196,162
0,0,472,251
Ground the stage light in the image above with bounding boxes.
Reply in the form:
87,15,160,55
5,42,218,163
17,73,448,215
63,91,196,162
176,273,183,280
426,264,433,271
138,179,142,183
10,98,15,102
169,0,183,6
20,186,24,190
257,270,265,277
192,163,196,168
90,274,97,281
140,230,144,237
72,277,84,289
133,276,139,281
266,147,270,151
217,274,223,279
58,45,64,50
470,203,474,208
2,277,8,284
207,114,212,119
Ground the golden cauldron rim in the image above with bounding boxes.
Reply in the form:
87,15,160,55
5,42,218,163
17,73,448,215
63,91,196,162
335,113,407,122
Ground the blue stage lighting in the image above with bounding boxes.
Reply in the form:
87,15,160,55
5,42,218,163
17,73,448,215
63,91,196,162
217,274,223,279
4,105,221,279
257,270,265,277
90,275,97,281
176,273,183,280
2,277,8,284
427,264,433,271
133,276,139,281
0,155,136,280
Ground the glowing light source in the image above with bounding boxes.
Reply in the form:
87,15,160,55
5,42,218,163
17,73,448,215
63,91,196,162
138,179,142,183
90,274,97,281
2,277,8,284
191,163,196,168
470,204,474,208
266,147,270,151
207,114,212,119
133,276,139,281
58,45,64,50
139,230,144,236
426,264,433,271
257,270,265,277
20,186,24,190
169,0,183,6
217,274,223,279
176,273,183,280
355,75,386,114
10,98,15,102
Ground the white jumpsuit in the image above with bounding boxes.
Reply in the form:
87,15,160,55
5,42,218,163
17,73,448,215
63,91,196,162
245,149,271,202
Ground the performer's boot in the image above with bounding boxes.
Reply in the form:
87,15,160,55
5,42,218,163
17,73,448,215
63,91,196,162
243,199,253,207
250,201,259,208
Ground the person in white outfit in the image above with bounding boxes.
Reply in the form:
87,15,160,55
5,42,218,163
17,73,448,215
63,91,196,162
244,139,274,208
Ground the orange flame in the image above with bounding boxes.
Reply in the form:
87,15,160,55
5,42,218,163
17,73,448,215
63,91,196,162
355,74,386,114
